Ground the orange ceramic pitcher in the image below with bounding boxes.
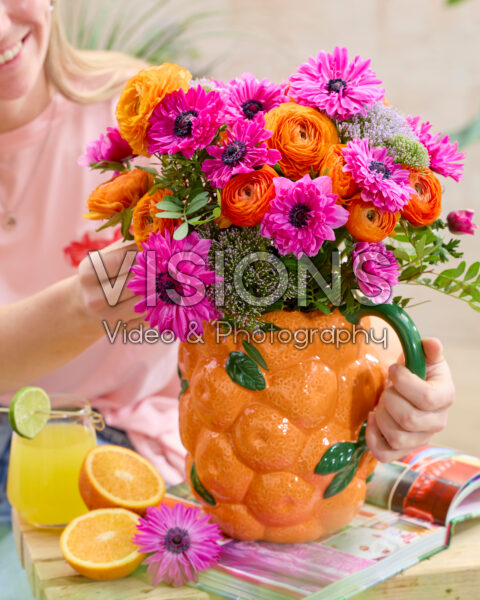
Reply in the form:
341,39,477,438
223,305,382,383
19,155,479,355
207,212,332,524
178,304,425,543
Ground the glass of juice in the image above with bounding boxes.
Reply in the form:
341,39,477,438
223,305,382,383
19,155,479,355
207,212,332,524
7,395,97,527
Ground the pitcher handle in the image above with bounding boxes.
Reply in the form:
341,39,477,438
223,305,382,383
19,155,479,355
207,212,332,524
315,304,426,498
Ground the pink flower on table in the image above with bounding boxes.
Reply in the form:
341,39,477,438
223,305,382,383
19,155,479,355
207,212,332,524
342,139,414,213
352,241,400,305
288,46,385,121
447,210,477,235
218,72,287,123
407,116,465,181
202,116,281,188
133,503,222,587
260,174,349,258
78,127,134,166
127,230,220,342
147,86,224,159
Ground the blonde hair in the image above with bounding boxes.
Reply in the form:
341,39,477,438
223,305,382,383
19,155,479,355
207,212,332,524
45,8,148,104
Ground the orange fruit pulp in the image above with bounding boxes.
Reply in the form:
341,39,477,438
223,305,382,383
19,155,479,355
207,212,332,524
60,508,144,580
79,445,166,515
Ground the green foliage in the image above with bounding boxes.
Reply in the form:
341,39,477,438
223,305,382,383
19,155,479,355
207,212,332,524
225,351,266,391
60,0,222,74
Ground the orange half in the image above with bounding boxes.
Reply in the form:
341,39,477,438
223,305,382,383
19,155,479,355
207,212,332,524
79,445,166,514
60,508,144,580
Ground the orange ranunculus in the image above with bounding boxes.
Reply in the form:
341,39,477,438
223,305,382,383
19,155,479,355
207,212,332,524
402,168,442,226
346,196,399,242
265,102,339,180
132,188,181,249
320,144,359,202
85,169,153,220
115,63,192,156
221,165,278,227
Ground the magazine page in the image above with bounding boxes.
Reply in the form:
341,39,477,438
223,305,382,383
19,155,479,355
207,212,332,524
366,445,480,525
195,503,443,599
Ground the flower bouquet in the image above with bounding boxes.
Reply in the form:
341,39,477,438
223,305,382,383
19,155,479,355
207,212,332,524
81,48,478,543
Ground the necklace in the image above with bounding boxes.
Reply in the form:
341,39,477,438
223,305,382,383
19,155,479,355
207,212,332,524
0,97,58,231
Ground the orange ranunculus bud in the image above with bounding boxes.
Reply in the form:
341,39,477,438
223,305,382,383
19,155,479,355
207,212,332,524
321,144,359,202
221,165,278,227
85,169,153,220
132,188,181,249
115,63,192,156
402,168,442,226
265,102,339,180
346,196,399,242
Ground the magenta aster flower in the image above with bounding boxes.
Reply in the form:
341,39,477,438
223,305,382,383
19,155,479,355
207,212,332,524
288,46,385,121
219,72,287,123
78,126,134,166
260,174,349,258
147,86,224,159
342,139,414,213
202,117,281,188
407,116,465,181
447,210,477,235
127,230,220,341
352,242,400,305
133,503,222,588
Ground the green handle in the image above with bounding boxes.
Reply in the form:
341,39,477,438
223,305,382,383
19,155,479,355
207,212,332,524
316,304,426,498
340,303,426,380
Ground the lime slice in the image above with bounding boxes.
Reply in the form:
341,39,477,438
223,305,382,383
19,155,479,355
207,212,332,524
9,387,51,439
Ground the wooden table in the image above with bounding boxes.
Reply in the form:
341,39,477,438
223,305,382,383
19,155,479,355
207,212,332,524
12,509,480,600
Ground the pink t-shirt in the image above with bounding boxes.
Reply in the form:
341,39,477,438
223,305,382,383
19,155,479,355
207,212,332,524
0,94,186,484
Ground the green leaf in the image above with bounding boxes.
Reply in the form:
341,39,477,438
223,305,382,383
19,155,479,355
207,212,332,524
315,442,356,475
190,462,216,506
242,340,268,371
186,193,209,215
469,301,480,312
257,321,281,332
465,262,480,281
135,165,158,175
357,420,367,446
156,199,184,212
173,222,189,240
154,211,183,219
212,206,221,218
90,160,126,172
95,211,123,232
393,248,411,262
177,366,189,399
121,208,133,240
225,352,266,391
323,460,359,498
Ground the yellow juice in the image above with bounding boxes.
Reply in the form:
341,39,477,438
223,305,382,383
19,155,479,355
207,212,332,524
7,423,96,526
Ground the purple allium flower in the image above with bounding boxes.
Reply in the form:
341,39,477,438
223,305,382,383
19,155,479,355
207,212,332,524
407,116,465,182
288,46,385,121
127,230,220,341
447,210,477,235
342,139,414,213
147,86,224,159
133,503,222,588
260,174,349,258
202,116,281,188
352,241,400,305
218,72,287,123
78,127,134,166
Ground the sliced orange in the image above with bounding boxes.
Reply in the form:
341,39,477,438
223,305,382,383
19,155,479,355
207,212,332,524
79,445,165,515
60,508,144,580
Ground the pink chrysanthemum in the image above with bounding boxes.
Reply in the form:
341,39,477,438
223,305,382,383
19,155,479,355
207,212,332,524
218,72,287,123
352,242,400,305
78,126,134,166
147,86,224,159
133,503,223,588
342,139,414,213
407,116,465,181
288,46,385,121
202,116,281,188
127,230,220,341
260,174,349,258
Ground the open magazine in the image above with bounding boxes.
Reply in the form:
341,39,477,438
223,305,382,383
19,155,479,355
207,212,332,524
167,445,480,600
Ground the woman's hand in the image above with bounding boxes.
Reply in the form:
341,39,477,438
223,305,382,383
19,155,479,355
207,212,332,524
366,338,455,462
76,239,144,331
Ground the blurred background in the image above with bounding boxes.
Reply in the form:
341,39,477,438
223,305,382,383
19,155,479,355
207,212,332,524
61,0,479,453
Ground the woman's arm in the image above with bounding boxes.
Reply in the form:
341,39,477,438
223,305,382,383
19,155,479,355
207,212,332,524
0,241,142,394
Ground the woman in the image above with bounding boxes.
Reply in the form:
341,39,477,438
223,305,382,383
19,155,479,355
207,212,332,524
0,0,455,513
